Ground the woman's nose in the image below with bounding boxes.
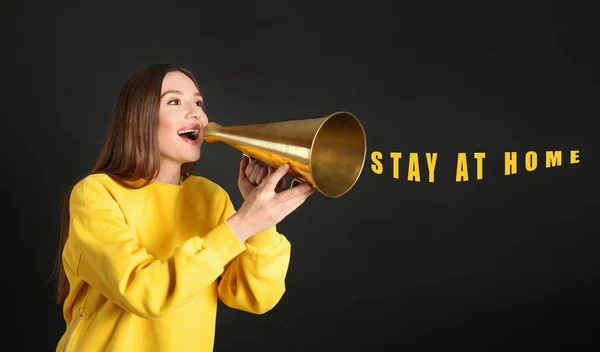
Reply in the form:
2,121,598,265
185,112,199,120
185,108,203,119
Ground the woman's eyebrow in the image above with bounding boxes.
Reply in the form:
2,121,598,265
160,90,202,98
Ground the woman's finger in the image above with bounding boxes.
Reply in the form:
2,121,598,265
263,163,290,191
249,163,262,183
245,159,256,179
279,185,315,213
239,154,250,179
256,167,268,184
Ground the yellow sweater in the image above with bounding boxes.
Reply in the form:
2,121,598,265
56,173,291,352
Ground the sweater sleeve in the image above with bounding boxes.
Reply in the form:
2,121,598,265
69,178,247,320
216,191,292,314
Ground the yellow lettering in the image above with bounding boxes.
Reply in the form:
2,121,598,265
525,151,537,171
370,151,383,174
505,152,517,175
474,152,485,180
390,152,402,179
407,153,420,182
570,150,580,164
426,153,437,183
546,151,562,167
456,153,468,182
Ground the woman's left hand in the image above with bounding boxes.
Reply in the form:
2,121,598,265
238,154,285,199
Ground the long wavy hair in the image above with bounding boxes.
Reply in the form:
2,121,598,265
51,63,201,304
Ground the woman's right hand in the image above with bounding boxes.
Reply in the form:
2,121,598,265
226,163,316,243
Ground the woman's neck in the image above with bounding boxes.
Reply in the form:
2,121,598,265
156,162,182,185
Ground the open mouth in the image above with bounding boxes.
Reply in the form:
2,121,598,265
177,128,200,142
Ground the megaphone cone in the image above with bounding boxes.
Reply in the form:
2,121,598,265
202,111,367,198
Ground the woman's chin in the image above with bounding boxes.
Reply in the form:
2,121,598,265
182,152,201,163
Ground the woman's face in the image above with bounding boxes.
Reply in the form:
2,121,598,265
157,70,208,167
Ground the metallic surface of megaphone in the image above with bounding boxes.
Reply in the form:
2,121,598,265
202,111,367,198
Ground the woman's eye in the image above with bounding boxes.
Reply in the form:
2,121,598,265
196,101,204,107
167,99,180,105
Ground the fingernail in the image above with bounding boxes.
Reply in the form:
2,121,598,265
282,163,289,170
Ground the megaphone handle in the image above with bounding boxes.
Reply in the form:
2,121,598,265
290,178,304,188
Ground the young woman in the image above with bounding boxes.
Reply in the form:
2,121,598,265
53,63,315,351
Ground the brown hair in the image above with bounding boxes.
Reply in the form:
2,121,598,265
51,63,201,304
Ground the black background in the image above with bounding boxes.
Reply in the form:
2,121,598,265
2,0,599,351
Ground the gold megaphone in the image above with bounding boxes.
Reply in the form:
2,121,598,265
202,111,367,198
